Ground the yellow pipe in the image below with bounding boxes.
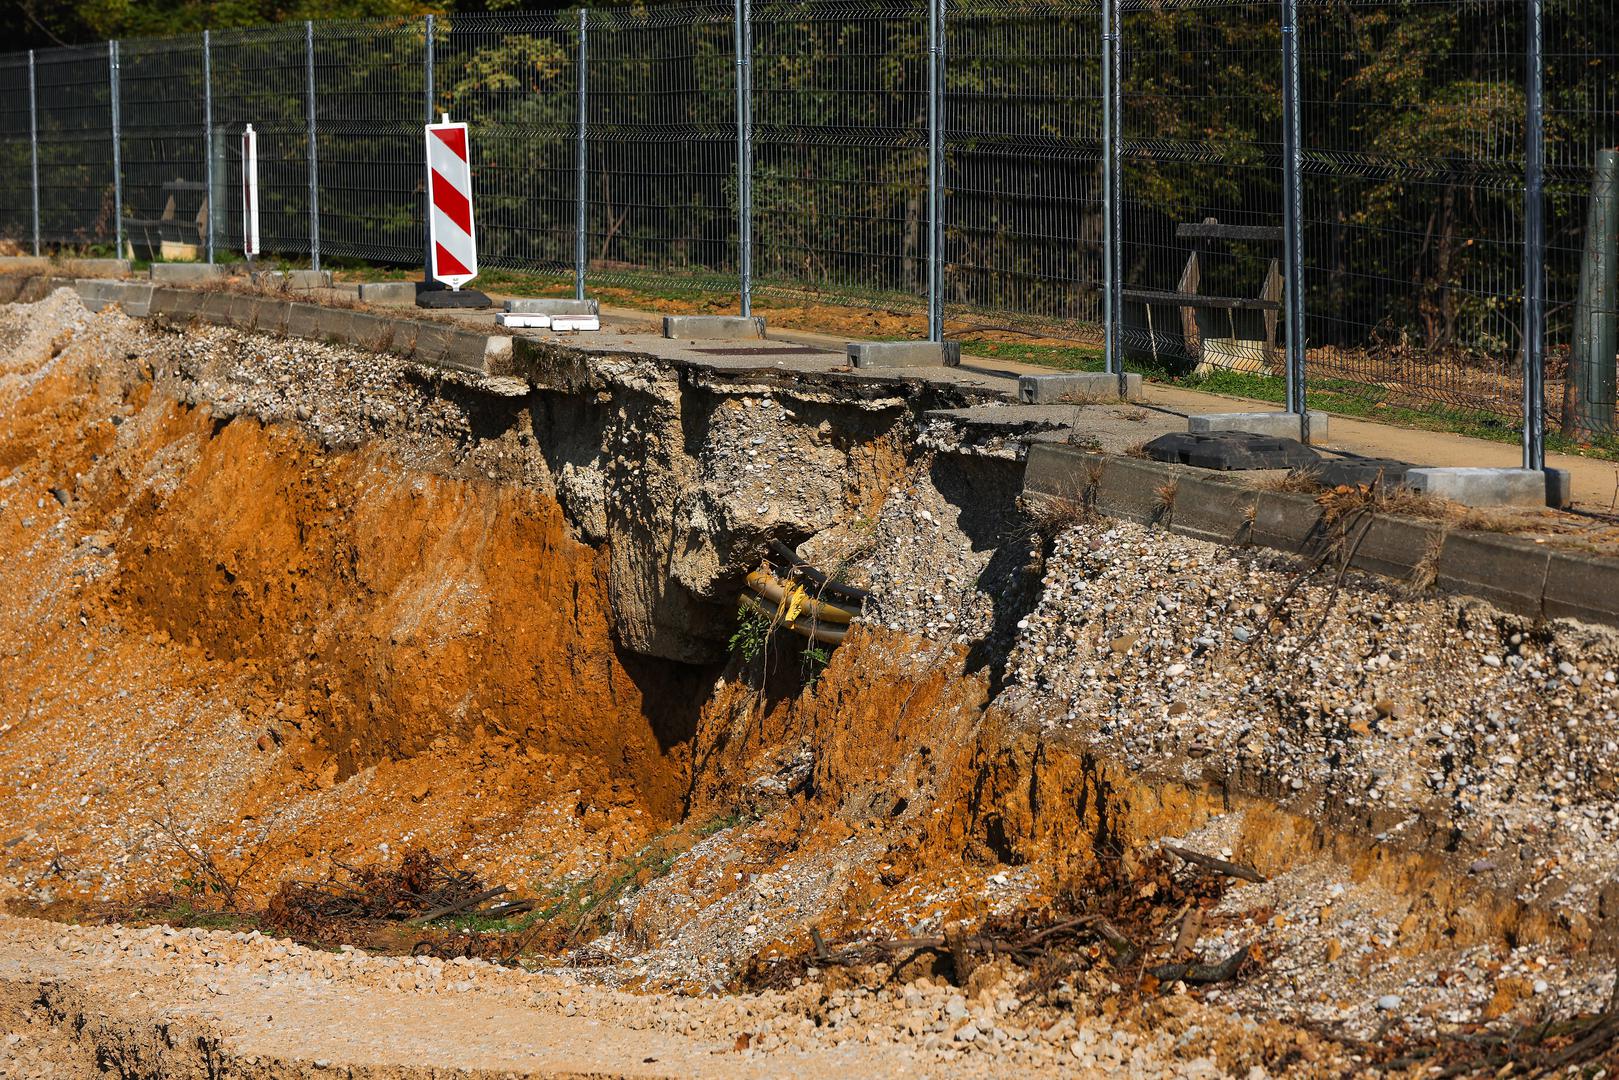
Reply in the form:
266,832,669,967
745,568,859,625
739,591,849,646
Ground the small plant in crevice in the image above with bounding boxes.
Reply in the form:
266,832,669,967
800,643,832,687
728,603,773,664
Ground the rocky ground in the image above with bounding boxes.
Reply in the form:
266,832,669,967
3,285,1619,1076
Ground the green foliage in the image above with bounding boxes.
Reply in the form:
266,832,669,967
728,603,772,664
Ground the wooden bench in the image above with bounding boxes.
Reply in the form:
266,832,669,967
1122,218,1283,371
123,179,209,261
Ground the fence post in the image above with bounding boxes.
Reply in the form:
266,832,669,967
203,30,214,265
305,20,320,274
926,0,946,342
732,0,753,317
575,8,588,301
1521,0,1546,470
109,41,122,260
423,13,434,283
1280,0,1308,441
28,50,39,256
1101,0,1120,380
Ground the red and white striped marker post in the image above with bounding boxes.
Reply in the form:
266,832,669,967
425,116,478,290
241,124,260,261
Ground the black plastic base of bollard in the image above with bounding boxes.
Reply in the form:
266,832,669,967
415,282,492,309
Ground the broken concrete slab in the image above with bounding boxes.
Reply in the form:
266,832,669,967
505,297,599,316
847,341,961,368
1188,410,1328,444
149,262,225,284
1017,371,1142,404
356,281,418,307
662,315,766,340
1403,467,1548,508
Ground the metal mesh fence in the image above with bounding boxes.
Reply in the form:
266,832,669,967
32,45,114,247
1,0,1613,442
0,55,31,245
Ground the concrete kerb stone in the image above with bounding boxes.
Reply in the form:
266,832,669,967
1188,411,1329,444
1434,531,1552,618
505,297,599,316
59,258,130,278
149,263,226,284
285,302,325,340
1018,372,1143,404
1346,514,1446,584
1544,552,1619,626
73,279,154,317
1093,456,1191,526
847,341,962,369
1165,473,1258,546
0,256,50,273
251,297,290,335
357,281,418,306
1022,443,1102,508
662,315,766,340
1249,490,1327,557
1405,467,1548,508
346,311,396,352
147,288,207,321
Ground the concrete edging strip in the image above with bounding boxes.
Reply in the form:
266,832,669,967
1022,443,1619,630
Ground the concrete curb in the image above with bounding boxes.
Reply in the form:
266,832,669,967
1023,443,1619,630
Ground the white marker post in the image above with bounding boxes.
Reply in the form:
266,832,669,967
242,124,260,268
425,115,478,290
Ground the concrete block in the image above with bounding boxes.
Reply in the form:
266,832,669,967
1188,411,1328,443
285,303,324,340
505,297,599,316
1022,443,1102,507
1404,467,1547,508
60,257,130,277
1346,514,1445,584
1093,457,1187,526
73,279,153,317
347,311,397,350
0,255,50,273
357,281,419,307
1544,467,1573,509
195,291,236,325
149,262,225,284
146,288,205,320
1018,371,1142,404
1435,532,1551,617
251,298,290,335
662,315,765,340
1166,473,1258,545
496,312,551,329
1543,552,1619,626
1249,491,1326,556
847,341,961,368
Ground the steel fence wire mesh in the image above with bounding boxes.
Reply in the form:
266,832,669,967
0,56,30,242
943,0,1104,343
1297,0,1528,428
1114,0,1288,380
310,20,427,267
588,4,738,294
748,1,929,310
2,1,1616,436
117,35,206,262
32,45,114,247
209,24,313,262
1544,0,1618,443
437,13,577,277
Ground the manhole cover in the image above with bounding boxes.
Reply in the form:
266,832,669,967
691,346,836,356
1144,431,1321,471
